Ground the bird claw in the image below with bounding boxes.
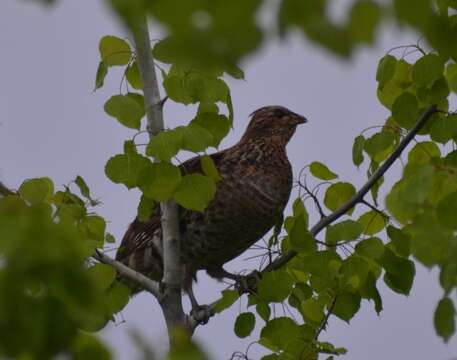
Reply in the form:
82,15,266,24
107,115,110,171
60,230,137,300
190,304,214,325
234,270,262,295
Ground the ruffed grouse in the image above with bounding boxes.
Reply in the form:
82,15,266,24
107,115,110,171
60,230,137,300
116,105,306,313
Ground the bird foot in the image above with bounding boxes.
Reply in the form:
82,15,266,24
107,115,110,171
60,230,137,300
190,304,214,325
234,270,262,295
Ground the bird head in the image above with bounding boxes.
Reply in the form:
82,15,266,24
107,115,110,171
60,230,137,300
242,105,307,144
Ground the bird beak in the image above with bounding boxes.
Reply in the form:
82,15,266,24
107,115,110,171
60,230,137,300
295,114,308,125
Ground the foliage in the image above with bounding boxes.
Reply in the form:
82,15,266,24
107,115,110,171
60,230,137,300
0,178,129,358
4,0,457,359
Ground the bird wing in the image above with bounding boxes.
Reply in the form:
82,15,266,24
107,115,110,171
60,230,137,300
115,150,226,263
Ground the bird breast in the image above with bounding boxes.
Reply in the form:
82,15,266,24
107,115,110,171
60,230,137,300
182,145,293,270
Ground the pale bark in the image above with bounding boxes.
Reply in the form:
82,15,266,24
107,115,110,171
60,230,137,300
131,19,186,341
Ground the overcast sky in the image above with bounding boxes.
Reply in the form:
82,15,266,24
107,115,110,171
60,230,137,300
1,1,457,359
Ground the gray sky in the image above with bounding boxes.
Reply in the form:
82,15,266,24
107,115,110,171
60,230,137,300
1,1,456,359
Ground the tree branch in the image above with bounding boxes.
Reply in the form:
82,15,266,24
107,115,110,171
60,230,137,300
131,18,186,341
263,105,438,272
93,250,161,298
314,294,337,340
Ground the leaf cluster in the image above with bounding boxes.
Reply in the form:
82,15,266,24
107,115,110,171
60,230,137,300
0,177,129,358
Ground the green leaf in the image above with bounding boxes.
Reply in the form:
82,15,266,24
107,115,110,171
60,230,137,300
146,129,183,161
198,102,219,114
445,62,457,93
261,355,279,360
104,95,144,129
174,174,216,211
82,215,106,244
420,77,450,106
332,292,361,323
430,114,457,144
163,70,230,105
225,65,245,80
288,216,316,253
348,0,381,43
257,269,294,303
377,80,404,110
138,162,182,201
163,75,193,104
386,225,410,257
393,0,433,27
340,255,370,290
99,35,131,66
105,153,151,189
211,290,238,314
74,175,91,201
355,237,384,259
234,312,256,338
440,262,457,293
412,54,445,88
256,302,271,322
359,271,383,314
180,124,214,152
71,333,111,360
392,92,419,129
357,211,387,235
408,141,440,165
106,281,130,314
150,1,262,71
105,233,116,244
324,182,356,214
409,211,451,267
192,113,231,148
437,191,457,230
398,165,434,205
364,131,395,160
302,298,324,322
87,263,116,291
309,161,338,180
376,55,397,88
94,61,108,91
325,220,363,244
227,90,234,125
19,177,54,204
292,198,308,225
259,317,302,352
125,61,143,89
125,92,145,110
380,248,415,295
352,135,365,167
434,297,455,342
200,155,222,182
393,59,413,88
137,195,155,222
124,139,137,155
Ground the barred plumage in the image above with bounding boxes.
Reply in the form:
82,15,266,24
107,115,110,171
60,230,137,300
116,106,306,296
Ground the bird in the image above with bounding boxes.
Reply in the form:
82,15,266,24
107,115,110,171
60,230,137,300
115,105,307,319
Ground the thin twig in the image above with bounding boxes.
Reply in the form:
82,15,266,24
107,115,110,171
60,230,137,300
314,295,338,340
299,180,326,219
93,250,161,298
361,199,390,221
262,105,438,273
